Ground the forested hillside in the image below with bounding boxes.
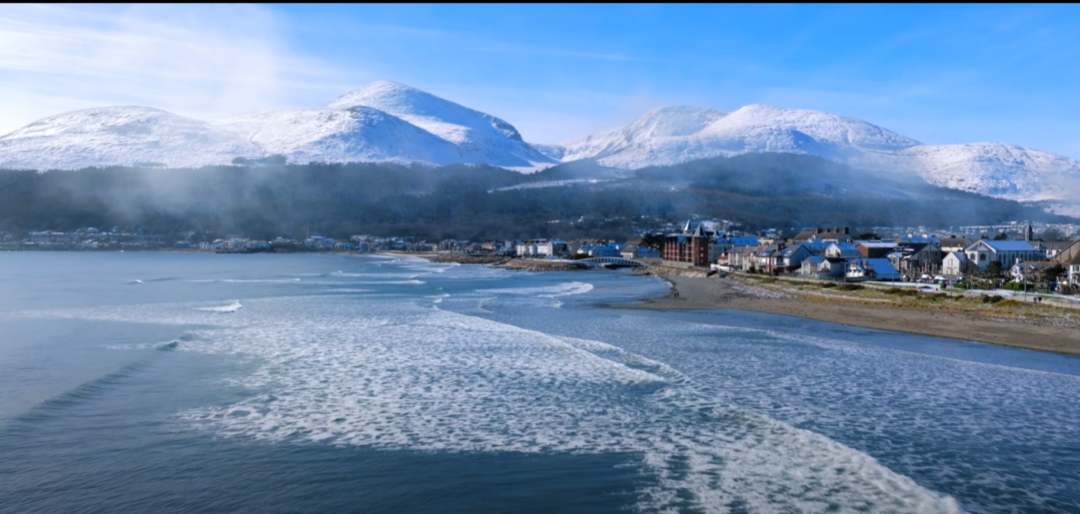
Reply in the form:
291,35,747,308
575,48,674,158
0,154,1069,241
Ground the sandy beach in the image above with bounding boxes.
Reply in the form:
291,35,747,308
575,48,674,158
608,271,1080,357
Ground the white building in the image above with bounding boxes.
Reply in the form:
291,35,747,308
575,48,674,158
964,241,1046,272
516,239,569,258
941,251,968,276
846,258,902,282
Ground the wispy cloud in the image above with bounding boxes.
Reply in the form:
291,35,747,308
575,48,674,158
0,4,351,134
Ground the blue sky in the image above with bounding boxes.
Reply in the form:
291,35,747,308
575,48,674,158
2,4,1079,157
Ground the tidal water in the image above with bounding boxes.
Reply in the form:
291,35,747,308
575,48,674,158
1,252,1078,514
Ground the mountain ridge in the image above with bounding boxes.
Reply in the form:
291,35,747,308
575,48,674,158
1,81,1078,209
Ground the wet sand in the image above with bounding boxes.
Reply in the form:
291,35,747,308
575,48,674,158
609,273,1080,357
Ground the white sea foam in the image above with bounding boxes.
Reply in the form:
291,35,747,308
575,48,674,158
480,281,594,297
351,279,426,285
10,292,966,512
189,278,302,284
161,295,962,513
196,300,243,313
330,271,420,279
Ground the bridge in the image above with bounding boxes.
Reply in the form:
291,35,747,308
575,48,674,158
578,256,648,269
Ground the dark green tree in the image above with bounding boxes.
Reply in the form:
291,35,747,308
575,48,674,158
640,232,665,251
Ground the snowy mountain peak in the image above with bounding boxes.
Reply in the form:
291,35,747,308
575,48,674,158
622,105,727,138
212,105,462,166
327,80,526,144
0,81,558,171
554,103,924,168
0,106,262,170
897,142,1080,201
2,85,1077,206
714,104,922,152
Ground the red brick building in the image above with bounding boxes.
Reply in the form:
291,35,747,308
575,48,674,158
664,223,710,267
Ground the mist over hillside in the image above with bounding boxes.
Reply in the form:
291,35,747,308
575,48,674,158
1,153,1070,242
3,80,1079,215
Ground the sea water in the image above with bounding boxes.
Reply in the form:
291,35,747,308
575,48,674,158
1,252,1078,514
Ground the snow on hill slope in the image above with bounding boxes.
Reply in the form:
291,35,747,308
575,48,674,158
551,104,1080,204
2,84,1077,205
896,143,1080,202
556,104,921,169
324,80,556,168
212,106,463,166
0,107,262,170
0,81,558,170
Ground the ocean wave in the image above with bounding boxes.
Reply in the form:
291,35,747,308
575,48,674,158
196,301,242,313
174,297,961,513
479,281,594,297
189,278,302,284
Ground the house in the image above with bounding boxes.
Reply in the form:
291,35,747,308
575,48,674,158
854,240,899,258
728,245,762,272
824,242,861,259
778,243,815,270
942,251,968,276
755,243,786,273
797,256,846,279
846,258,902,282
964,240,1046,272
621,246,661,259
792,227,852,243
938,236,975,254
516,239,570,258
714,236,760,266
1010,261,1059,283
1068,254,1080,286
1050,240,1080,264
887,242,943,276
664,222,710,267
581,243,625,257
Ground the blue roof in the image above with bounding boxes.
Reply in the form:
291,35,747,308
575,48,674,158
898,236,940,244
780,245,802,256
852,258,901,278
980,240,1038,252
729,237,759,247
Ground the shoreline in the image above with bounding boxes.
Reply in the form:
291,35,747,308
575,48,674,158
607,271,1080,357
382,252,1080,356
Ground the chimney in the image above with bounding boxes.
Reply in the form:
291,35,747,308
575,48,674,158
817,227,823,234
844,227,850,235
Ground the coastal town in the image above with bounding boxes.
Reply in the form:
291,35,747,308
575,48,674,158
4,217,1079,292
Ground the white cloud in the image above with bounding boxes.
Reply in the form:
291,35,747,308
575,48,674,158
0,4,352,135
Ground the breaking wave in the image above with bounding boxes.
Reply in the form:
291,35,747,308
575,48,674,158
166,295,961,513
196,301,242,313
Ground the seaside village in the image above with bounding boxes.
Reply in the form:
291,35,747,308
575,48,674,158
439,221,1080,294
3,220,1080,292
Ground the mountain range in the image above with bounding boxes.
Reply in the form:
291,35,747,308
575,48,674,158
2,80,1079,210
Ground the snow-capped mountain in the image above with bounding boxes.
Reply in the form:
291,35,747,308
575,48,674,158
0,106,263,170
549,104,1080,204
2,82,1078,206
212,106,464,166
0,81,557,171
895,143,1080,202
324,81,550,167
556,104,921,168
